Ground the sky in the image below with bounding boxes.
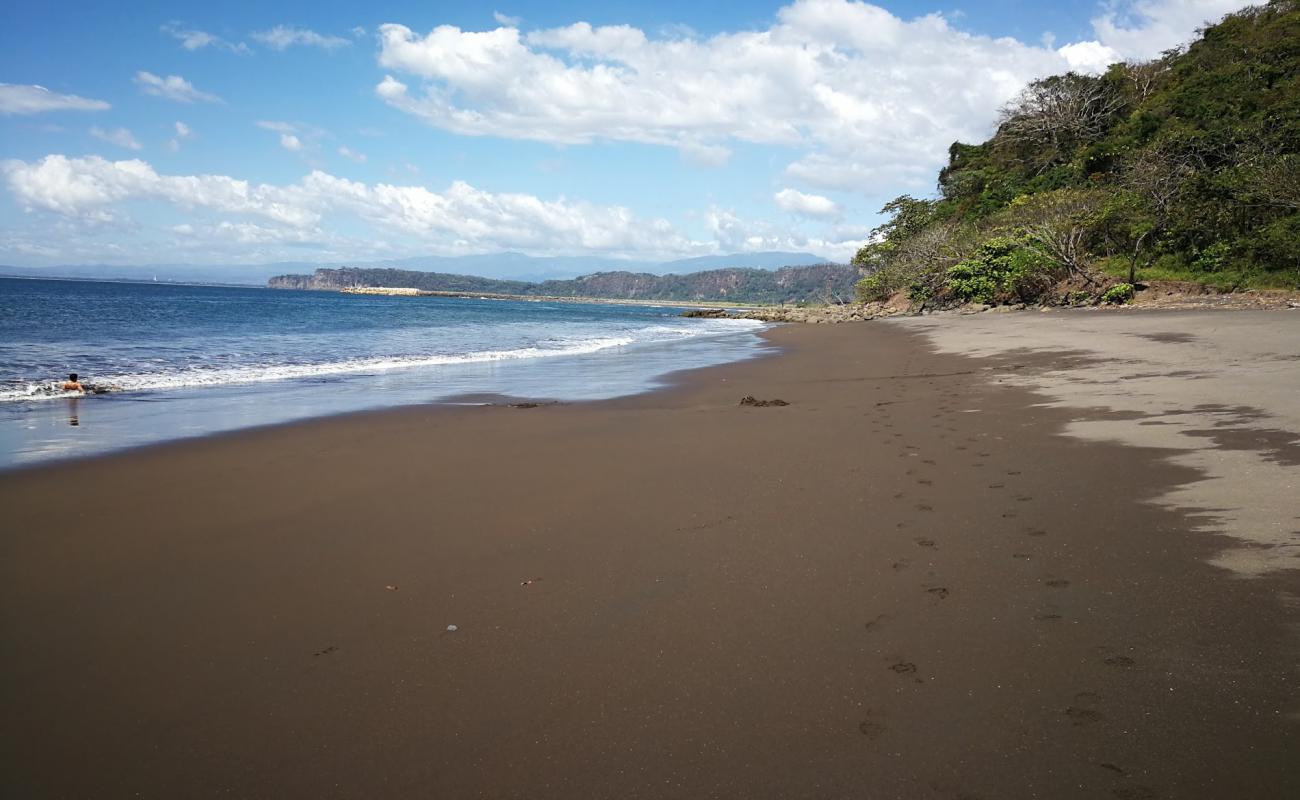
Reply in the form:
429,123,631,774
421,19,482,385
0,0,1255,271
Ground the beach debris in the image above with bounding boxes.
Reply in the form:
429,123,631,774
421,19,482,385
446,624,459,632
520,579,536,587
739,396,789,407
385,585,399,591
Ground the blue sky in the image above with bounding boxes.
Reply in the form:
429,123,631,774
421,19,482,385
0,0,1250,271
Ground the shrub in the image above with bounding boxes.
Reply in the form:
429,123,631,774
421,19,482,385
1191,241,1232,273
855,274,893,303
1101,283,1135,304
943,236,1057,304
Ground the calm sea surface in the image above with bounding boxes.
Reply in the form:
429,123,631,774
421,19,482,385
0,277,771,468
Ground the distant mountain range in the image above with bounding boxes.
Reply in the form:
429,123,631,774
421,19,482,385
0,251,832,286
268,262,859,305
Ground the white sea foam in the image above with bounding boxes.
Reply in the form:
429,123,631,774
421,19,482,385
0,318,765,403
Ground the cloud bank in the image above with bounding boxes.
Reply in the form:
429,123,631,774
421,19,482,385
374,0,1252,192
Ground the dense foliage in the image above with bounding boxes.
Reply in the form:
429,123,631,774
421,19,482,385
854,0,1300,305
269,262,858,305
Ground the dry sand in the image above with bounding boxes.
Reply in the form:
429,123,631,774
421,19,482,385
897,309,1300,577
2,319,1298,798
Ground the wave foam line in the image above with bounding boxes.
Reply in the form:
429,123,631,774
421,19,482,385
1,337,636,401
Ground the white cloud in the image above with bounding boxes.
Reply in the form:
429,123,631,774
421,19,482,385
351,26,367,38
0,154,713,257
1090,0,1253,60
493,11,522,27
134,71,221,104
1056,40,1121,73
252,25,350,50
167,122,194,153
338,145,367,163
89,126,143,151
0,83,110,115
774,188,840,219
256,121,323,153
678,140,731,168
160,22,249,54
256,120,297,134
707,206,864,261
374,0,1254,194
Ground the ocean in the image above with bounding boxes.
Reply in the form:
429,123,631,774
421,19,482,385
0,277,771,468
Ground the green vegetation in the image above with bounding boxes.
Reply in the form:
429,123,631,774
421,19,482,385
1100,283,1135,304
854,0,1300,306
269,262,858,305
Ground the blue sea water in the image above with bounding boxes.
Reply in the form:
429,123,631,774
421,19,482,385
0,277,771,468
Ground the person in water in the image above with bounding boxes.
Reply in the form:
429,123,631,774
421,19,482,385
61,373,84,392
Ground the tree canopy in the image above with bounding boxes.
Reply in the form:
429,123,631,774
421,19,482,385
855,0,1300,305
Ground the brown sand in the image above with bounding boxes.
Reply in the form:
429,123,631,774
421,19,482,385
2,322,1297,799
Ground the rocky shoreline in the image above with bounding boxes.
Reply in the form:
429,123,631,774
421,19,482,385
682,281,1300,324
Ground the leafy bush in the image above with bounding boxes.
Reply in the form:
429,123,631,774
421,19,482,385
1191,241,1232,272
855,274,894,303
943,236,1057,304
1100,283,1135,304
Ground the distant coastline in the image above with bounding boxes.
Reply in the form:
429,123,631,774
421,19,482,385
338,285,766,309
270,263,858,306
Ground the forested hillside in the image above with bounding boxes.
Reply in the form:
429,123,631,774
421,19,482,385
855,0,1299,307
269,263,857,305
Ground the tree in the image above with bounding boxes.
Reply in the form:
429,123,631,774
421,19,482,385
851,196,939,273
1003,190,1105,282
1118,144,1198,282
997,73,1126,172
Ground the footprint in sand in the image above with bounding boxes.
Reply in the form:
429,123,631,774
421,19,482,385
917,478,933,486
313,646,339,657
1013,553,1031,560
1065,705,1104,726
988,483,1005,489
1104,655,1136,667
1026,528,1048,537
916,503,934,512
925,586,950,599
1045,579,1071,588
889,661,918,674
864,614,890,632
1036,612,1063,622
915,537,937,548
858,719,887,740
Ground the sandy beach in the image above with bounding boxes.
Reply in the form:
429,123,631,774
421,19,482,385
2,315,1298,799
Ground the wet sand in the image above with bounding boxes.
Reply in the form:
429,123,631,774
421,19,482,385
2,320,1297,798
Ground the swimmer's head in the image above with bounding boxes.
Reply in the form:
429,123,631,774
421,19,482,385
68,373,78,382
